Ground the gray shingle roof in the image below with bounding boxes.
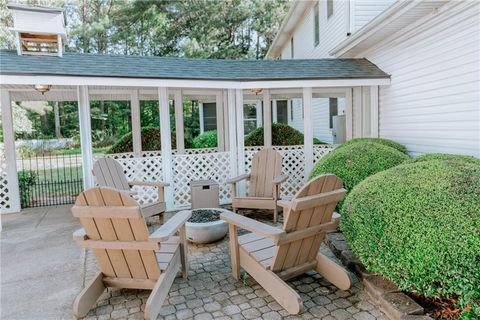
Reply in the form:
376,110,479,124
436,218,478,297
0,50,389,81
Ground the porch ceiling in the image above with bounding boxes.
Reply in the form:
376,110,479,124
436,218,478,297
0,50,389,82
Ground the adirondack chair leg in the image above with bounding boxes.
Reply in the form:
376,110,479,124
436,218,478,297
145,251,181,320
315,252,352,291
228,224,241,280
273,207,278,223
179,225,188,278
73,272,106,318
239,249,303,315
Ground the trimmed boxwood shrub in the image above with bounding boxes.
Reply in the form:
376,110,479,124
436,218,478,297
408,153,480,166
108,127,176,154
192,130,218,148
245,123,325,146
341,160,480,315
337,138,408,155
309,141,409,209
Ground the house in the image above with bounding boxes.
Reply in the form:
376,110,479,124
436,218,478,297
267,0,480,157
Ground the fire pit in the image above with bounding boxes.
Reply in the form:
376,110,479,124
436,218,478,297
185,208,229,244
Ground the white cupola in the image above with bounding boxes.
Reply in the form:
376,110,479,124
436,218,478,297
7,3,67,57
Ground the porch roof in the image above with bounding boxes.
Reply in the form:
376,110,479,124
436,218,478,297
0,50,389,81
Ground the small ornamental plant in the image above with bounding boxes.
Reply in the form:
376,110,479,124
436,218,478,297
108,127,176,153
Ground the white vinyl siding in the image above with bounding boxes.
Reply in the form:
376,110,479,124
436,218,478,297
353,0,394,31
288,98,346,144
358,1,480,157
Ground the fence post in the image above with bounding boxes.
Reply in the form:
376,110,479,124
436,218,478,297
0,89,21,214
158,87,174,210
77,86,94,189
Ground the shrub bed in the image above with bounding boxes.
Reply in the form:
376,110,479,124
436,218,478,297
341,160,480,316
192,130,218,148
108,127,176,154
409,153,480,166
309,141,409,208
245,123,325,146
337,138,408,154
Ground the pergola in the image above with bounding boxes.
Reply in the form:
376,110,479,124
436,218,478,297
0,50,389,213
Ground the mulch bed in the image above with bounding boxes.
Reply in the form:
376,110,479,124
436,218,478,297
407,293,464,319
188,209,222,223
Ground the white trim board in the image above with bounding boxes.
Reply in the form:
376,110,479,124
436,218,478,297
0,75,390,89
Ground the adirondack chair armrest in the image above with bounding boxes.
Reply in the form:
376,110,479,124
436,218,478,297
277,199,291,209
272,174,288,185
149,210,192,242
226,173,250,184
129,181,170,188
220,211,285,241
291,188,347,211
73,228,88,241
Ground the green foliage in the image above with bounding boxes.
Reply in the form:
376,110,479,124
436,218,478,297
408,153,480,166
337,138,408,155
244,123,326,146
18,170,37,208
192,130,218,148
107,127,176,154
17,145,35,158
309,141,409,209
341,160,480,315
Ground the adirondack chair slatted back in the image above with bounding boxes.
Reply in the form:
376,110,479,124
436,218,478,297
73,187,161,279
93,158,130,191
271,174,344,272
248,148,282,198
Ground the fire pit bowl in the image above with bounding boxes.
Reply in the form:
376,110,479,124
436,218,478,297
185,208,229,244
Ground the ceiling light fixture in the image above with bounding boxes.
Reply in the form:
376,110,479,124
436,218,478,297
34,84,51,95
249,88,263,95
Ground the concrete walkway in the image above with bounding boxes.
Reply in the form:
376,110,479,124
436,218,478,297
1,205,83,319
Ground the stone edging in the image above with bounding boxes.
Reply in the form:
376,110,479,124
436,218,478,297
325,232,433,320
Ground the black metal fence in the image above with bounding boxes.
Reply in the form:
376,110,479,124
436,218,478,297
17,150,83,208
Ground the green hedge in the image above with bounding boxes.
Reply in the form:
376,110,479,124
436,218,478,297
108,127,176,154
409,153,480,166
192,130,218,148
309,141,409,209
245,123,325,146
341,160,480,316
337,138,408,154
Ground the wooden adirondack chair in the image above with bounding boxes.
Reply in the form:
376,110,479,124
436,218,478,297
93,157,168,219
221,174,352,315
71,187,190,320
227,148,287,223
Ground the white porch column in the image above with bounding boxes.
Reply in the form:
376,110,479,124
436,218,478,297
159,87,174,210
353,87,362,138
199,103,205,134
131,89,142,156
0,89,20,213
345,88,353,140
370,86,379,138
77,86,94,189
262,89,272,147
303,87,314,177
272,100,278,123
235,89,245,175
215,91,225,151
223,90,230,151
227,89,238,178
174,90,185,153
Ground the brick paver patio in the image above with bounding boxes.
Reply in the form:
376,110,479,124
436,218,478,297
80,210,387,320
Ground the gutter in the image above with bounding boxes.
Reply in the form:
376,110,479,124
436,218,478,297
329,0,420,58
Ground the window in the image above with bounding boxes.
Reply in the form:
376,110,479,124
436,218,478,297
329,98,338,129
276,100,288,124
244,103,258,134
314,2,320,46
290,37,294,58
202,103,217,131
290,100,294,121
327,0,334,19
